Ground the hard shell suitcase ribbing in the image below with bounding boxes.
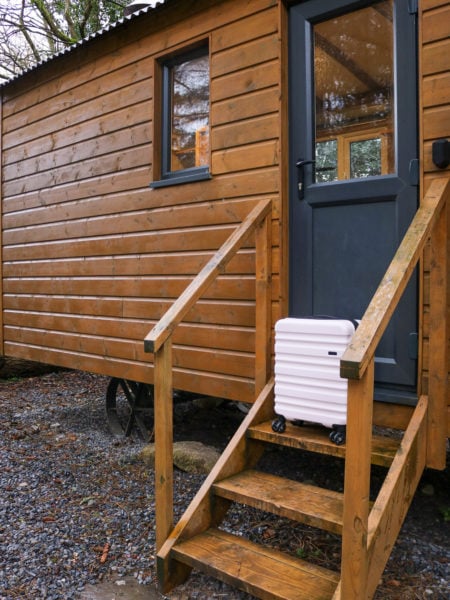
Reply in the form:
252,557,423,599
272,318,356,445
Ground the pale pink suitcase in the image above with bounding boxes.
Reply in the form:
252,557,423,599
272,317,356,444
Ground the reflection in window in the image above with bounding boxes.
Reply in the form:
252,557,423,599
313,0,394,182
350,138,381,178
315,140,337,182
171,52,210,171
157,45,210,183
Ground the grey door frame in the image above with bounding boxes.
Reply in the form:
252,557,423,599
288,0,419,400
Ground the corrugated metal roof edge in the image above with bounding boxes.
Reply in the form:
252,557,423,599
0,1,169,88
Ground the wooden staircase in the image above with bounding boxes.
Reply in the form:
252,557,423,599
155,379,425,599
146,178,449,599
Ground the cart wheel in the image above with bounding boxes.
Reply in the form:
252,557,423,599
272,415,286,433
105,378,154,442
329,426,346,446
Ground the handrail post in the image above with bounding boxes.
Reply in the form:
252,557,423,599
426,196,448,469
340,358,374,599
254,211,272,395
154,338,174,551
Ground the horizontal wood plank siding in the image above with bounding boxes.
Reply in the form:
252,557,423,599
419,0,450,418
0,0,281,402
0,90,3,354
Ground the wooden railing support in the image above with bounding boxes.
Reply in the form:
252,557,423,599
254,213,272,395
145,199,272,552
154,338,173,551
339,358,374,600
427,195,448,469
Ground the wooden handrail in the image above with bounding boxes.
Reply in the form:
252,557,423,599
339,177,449,598
340,178,450,380
145,198,272,551
144,198,272,354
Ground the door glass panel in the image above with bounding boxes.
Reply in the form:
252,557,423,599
313,0,394,182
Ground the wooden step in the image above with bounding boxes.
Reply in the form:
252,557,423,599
171,527,339,600
213,469,343,534
248,421,399,467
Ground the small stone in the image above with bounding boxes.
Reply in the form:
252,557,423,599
173,441,220,473
138,444,156,466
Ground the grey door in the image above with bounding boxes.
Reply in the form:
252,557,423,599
289,0,418,399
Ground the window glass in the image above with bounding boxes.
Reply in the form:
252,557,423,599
350,137,381,178
315,139,338,182
313,0,394,181
169,50,210,173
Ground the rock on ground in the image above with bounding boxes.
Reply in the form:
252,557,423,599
140,441,221,474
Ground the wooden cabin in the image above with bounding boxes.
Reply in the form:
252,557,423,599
1,0,449,597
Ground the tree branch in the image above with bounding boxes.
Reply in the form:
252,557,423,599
0,0,126,79
64,0,78,40
19,0,41,62
31,0,77,45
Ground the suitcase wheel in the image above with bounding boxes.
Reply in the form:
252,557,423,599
329,426,346,446
272,415,286,433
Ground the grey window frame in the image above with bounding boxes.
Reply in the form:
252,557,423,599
151,43,211,189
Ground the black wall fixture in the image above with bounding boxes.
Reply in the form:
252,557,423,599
432,139,450,169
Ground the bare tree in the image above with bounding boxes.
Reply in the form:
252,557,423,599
0,0,127,81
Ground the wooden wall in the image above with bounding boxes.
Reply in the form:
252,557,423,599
0,0,282,402
1,0,449,419
419,0,450,422
0,94,3,354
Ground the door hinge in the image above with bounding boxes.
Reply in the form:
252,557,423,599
408,0,418,15
409,158,420,186
409,333,418,360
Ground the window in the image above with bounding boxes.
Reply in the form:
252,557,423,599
315,128,392,182
151,44,210,188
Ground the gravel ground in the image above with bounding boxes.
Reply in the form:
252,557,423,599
0,369,449,599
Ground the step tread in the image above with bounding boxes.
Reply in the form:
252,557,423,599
248,421,399,467
213,469,343,534
172,527,339,600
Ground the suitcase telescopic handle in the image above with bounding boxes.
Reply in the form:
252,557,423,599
296,159,315,200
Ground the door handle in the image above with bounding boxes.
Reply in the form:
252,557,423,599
296,159,315,200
